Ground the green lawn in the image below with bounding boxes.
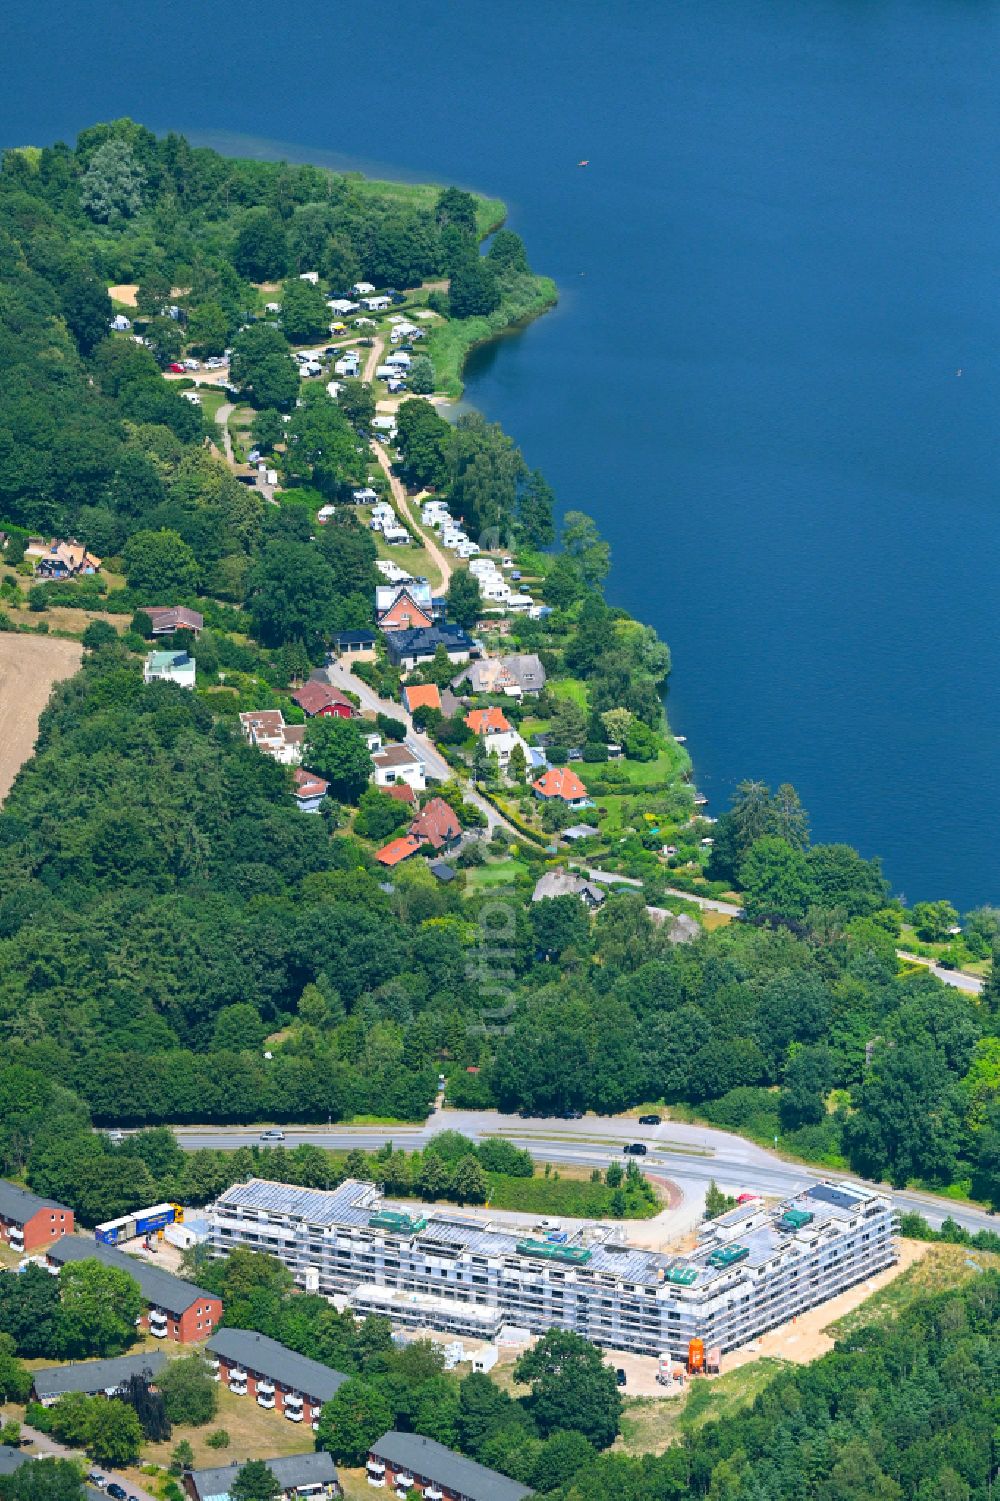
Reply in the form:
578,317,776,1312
578,746,687,787
550,677,589,709
463,860,527,893
348,178,506,238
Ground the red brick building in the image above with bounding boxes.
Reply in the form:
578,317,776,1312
0,1180,73,1253
46,1236,221,1344
206,1328,346,1429
367,1432,529,1501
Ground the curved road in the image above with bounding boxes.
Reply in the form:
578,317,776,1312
171,1107,998,1237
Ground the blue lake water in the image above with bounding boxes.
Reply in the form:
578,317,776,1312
5,0,1000,907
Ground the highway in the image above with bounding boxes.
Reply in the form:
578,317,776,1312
171,1107,998,1237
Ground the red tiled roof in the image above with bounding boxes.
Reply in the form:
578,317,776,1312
533,766,588,801
293,766,330,799
292,681,355,717
385,783,416,804
378,592,434,631
465,706,511,735
410,796,461,851
147,605,204,632
376,833,423,867
403,684,442,713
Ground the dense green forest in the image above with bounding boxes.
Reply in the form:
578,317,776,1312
0,646,997,1214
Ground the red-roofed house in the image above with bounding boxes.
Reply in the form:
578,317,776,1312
465,706,525,770
376,833,423,868
385,783,416,805
378,590,434,634
292,681,356,719
409,797,462,853
465,707,511,736
402,683,442,715
145,605,204,636
532,766,592,808
292,767,330,813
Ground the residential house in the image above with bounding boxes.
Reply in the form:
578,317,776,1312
47,1236,221,1343
291,681,356,719
206,1328,346,1428
26,538,101,579
32,1352,166,1406
0,1179,74,1253
402,683,441,715
143,651,196,689
531,868,605,907
465,707,526,769
454,654,545,698
331,629,377,661
144,605,204,636
378,589,434,634
385,625,477,673
239,710,304,766
371,744,426,792
377,578,433,614
409,796,462,853
532,766,593,809
185,1453,339,1501
292,767,330,813
384,782,416,806
366,1432,529,1501
375,833,423,868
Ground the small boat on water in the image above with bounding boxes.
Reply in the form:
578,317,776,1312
577,159,589,167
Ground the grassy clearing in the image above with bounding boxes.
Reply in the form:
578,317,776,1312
124,1378,313,1479
615,1359,788,1456
486,1164,661,1220
462,860,528,893
578,746,687,787
550,677,589,709
348,178,506,238
825,1241,1000,1340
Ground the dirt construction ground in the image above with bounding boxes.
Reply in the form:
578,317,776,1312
0,634,82,802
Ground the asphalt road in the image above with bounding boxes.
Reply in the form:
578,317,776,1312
171,1107,998,1236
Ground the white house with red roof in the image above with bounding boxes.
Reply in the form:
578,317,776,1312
465,707,527,769
532,766,593,808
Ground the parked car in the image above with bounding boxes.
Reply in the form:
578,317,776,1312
638,1114,661,1125
260,1128,285,1142
624,1142,647,1156
107,1485,127,1500
167,363,185,374
616,1368,627,1387
87,1474,106,1489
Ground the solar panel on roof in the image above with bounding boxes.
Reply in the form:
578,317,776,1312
806,1184,860,1211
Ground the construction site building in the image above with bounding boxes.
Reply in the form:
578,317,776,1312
206,1178,897,1360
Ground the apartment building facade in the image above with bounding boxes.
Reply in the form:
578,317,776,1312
207,1177,897,1359
0,1180,74,1253
206,1328,347,1429
47,1236,222,1343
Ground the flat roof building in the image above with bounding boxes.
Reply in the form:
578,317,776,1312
47,1236,221,1344
0,1179,74,1253
208,1177,896,1360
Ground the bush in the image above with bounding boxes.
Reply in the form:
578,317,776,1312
206,1430,230,1449
582,742,608,762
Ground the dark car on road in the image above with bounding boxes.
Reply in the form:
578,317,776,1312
616,1368,627,1386
107,1485,127,1501
638,1114,661,1125
624,1142,647,1156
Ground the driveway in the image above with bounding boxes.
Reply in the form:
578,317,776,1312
369,442,452,591
20,1423,159,1501
323,660,513,833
